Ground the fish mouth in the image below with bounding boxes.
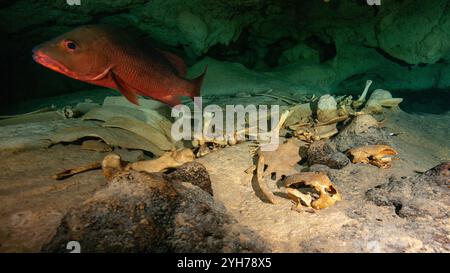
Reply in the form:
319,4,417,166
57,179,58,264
32,48,78,79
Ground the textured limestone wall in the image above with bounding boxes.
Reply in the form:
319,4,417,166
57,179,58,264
1,0,449,107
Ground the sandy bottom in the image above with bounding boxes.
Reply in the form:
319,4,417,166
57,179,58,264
0,106,448,252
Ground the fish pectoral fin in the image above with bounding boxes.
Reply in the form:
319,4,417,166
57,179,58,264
110,71,140,105
159,95,181,107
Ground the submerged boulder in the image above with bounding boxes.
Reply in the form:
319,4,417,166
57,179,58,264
307,140,349,169
43,163,266,252
332,114,391,152
366,162,450,218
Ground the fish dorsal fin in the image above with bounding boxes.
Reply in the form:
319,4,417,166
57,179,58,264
156,49,187,77
110,71,140,105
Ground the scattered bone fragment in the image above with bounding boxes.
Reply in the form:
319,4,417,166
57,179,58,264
83,98,173,137
195,143,210,157
57,148,195,181
346,144,398,168
194,108,289,156
244,165,256,174
347,114,381,134
286,187,316,213
50,95,176,156
107,148,145,162
364,89,403,114
258,109,290,148
313,123,339,139
285,103,313,127
286,188,312,208
284,172,342,210
103,116,175,151
126,148,195,173
53,162,102,180
253,139,303,204
256,153,277,204
300,94,318,103
352,80,373,109
192,112,243,156
49,125,166,156
336,95,354,117
59,105,88,119
291,123,338,143
101,153,125,180
315,115,349,126
258,139,302,179
317,95,338,123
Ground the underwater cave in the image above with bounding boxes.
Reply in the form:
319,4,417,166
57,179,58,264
0,0,448,256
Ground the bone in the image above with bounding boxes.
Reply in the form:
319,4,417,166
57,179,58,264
316,95,338,123
346,144,398,168
258,109,290,145
353,80,373,109
126,148,195,173
53,162,102,180
101,154,125,180
285,103,313,127
287,188,313,208
284,172,342,210
364,89,403,113
256,153,277,204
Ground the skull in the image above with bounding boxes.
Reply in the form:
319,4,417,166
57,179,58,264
102,153,125,180
284,172,342,210
364,89,403,114
346,144,398,169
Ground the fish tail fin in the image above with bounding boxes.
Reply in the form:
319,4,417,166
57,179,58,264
188,65,208,99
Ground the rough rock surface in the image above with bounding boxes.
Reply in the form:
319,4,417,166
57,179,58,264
43,167,266,253
187,57,309,97
376,0,450,65
332,114,391,152
366,162,450,218
307,140,349,169
165,161,213,195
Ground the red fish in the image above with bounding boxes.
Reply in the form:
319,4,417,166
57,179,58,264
32,25,206,106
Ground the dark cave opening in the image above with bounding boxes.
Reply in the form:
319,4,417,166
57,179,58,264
390,89,450,114
304,34,337,63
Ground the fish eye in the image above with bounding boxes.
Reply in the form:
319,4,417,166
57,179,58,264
64,40,77,51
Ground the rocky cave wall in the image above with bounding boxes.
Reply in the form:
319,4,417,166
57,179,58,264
1,0,450,107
